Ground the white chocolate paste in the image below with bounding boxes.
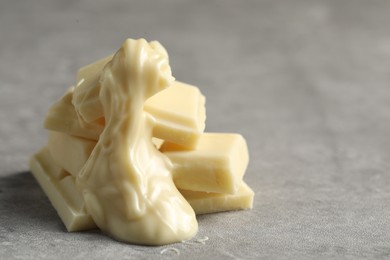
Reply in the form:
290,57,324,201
76,39,198,245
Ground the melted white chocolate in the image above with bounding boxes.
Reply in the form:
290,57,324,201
75,39,198,245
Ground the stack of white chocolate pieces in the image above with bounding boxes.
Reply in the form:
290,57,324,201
30,49,254,234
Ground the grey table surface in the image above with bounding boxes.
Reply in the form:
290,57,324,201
1,0,390,259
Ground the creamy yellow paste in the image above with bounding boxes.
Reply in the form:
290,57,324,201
75,39,198,245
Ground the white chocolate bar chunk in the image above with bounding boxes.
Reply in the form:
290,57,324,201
72,55,113,123
33,147,69,180
180,182,254,215
59,176,86,212
29,147,96,231
161,133,249,194
145,81,205,148
46,82,206,148
44,87,104,141
47,131,96,177
30,38,253,245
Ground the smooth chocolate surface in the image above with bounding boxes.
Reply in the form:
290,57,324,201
1,0,390,258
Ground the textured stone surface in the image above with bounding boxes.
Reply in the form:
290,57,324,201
1,0,390,259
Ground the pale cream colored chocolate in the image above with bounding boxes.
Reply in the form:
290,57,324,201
30,148,253,232
46,83,205,147
30,38,253,246
75,39,198,245
44,87,104,141
161,133,249,194
145,81,205,148
180,182,254,215
47,131,96,177
72,55,113,123
30,148,96,231
46,131,248,195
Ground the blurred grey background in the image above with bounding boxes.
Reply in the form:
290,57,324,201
1,0,390,259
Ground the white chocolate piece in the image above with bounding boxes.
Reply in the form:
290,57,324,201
145,81,205,148
76,39,197,245
44,87,104,141
59,175,86,212
49,83,205,148
161,133,249,194
47,131,96,177
31,146,69,180
31,38,253,246
180,182,254,215
29,147,96,231
71,42,170,124
72,55,113,123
